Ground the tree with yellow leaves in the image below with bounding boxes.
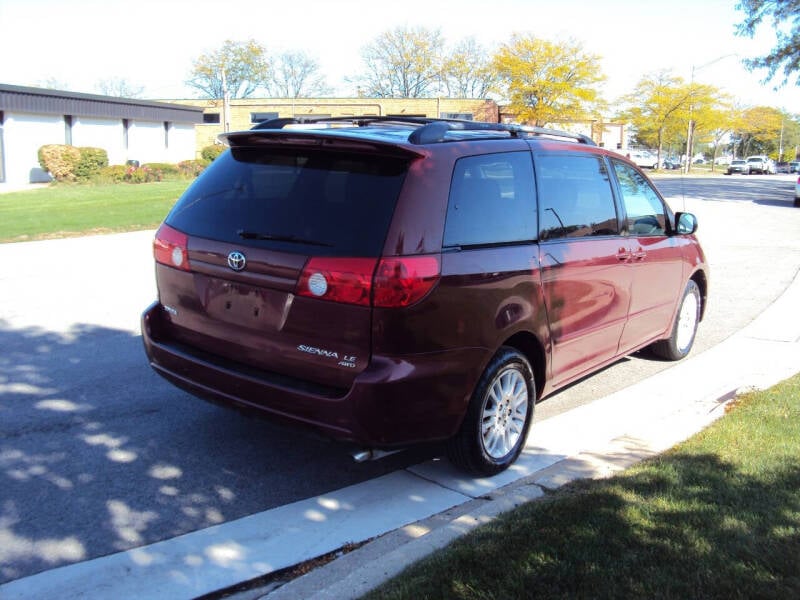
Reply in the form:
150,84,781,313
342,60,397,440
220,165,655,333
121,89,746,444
492,34,606,126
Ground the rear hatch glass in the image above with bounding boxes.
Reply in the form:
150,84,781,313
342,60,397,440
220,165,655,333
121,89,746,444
160,146,409,389
168,147,407,256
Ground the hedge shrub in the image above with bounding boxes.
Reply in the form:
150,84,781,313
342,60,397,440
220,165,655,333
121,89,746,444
74,147,109,180
142,162,180,179
96,165,129,183
177,159,209,178
201,144,225,162
38,145,108,181
38,145,81,181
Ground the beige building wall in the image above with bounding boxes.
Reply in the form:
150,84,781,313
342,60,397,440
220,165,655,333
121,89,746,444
166,98,499,157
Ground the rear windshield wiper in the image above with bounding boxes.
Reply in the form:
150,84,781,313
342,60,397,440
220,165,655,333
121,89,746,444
237,229,332,247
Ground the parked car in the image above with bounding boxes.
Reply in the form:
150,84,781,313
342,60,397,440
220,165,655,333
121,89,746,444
789,161,800,173
628,150,659,169
142,117,708,475
746,155,776,174
662,158,681,170
795,176,800,207
776,162,791,174
726,159,750,175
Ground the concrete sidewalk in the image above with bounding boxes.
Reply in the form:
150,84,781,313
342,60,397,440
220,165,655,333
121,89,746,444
2,270,798,600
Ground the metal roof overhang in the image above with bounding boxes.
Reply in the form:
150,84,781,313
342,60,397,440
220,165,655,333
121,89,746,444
0,84,204,123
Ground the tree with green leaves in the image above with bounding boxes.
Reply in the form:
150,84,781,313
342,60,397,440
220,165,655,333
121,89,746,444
187,39,270,99
358,26,444,98
269,51,331,98
441,37,497,99
492,35,606,127
736,0,800,86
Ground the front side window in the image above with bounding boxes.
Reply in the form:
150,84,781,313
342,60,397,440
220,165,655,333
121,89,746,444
537,154,619,240
611,160,667,236
443,152,536,247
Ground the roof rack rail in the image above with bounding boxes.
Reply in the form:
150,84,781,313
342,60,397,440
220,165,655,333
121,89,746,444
249,116,596,146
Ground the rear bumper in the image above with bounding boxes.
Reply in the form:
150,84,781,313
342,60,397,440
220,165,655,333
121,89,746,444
141,302,488,447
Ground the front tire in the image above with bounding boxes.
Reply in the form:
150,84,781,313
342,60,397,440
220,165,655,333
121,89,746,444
447,347,535,476
651,280,701,361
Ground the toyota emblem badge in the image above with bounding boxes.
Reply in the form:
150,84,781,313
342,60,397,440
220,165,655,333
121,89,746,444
227,251,246,272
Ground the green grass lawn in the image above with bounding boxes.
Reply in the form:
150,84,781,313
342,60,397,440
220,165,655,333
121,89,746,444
0,181,190,242
365,374,800,599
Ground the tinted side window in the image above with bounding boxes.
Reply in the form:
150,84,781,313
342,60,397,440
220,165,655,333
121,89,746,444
611,160,667,236
537,154,618,240
443,152,536,247
166,148,407,257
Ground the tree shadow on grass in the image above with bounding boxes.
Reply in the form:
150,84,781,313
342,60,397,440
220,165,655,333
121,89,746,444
374,452,800,599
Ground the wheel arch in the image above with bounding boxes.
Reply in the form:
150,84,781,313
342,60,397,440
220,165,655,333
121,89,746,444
690,269,708,321
502,330,547,400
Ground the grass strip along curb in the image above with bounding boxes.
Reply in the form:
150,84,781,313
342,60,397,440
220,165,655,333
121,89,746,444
365,374,800,600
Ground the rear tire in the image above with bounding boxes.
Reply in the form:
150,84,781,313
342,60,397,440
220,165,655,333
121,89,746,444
447,347,535,476
651,280,701,361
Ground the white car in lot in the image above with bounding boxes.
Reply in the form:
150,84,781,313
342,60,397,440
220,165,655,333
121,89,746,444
795,176,800,207
746,155,776,174
627,150,658,169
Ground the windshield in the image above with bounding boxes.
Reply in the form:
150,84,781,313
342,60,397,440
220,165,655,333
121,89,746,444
167,148,408,257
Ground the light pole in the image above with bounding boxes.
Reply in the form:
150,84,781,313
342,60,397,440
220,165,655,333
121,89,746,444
683,54,738,174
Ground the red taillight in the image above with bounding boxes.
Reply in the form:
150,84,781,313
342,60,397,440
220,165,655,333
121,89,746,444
297,257,377,306
373,256,440,308
153,224,190,271
296,255,441,308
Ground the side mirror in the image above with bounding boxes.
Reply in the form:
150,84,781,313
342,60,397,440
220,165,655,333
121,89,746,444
675,212,698,235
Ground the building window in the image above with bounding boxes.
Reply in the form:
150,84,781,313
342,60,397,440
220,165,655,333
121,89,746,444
64,115,73,145
164,121,171,149
251,112,279,124
203,113,221,124
122,119,130,150
440,112,473,120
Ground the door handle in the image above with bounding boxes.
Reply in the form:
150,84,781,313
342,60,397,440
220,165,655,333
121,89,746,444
616,248,631,261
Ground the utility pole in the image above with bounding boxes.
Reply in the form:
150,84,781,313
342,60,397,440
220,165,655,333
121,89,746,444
221,68,231,133
684,65,695,175
683,54,738,175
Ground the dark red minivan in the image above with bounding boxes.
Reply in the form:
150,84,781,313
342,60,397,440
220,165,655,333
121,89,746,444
142,117,707,475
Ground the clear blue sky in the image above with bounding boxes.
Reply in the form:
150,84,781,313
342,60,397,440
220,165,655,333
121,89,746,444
1,0,796,111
